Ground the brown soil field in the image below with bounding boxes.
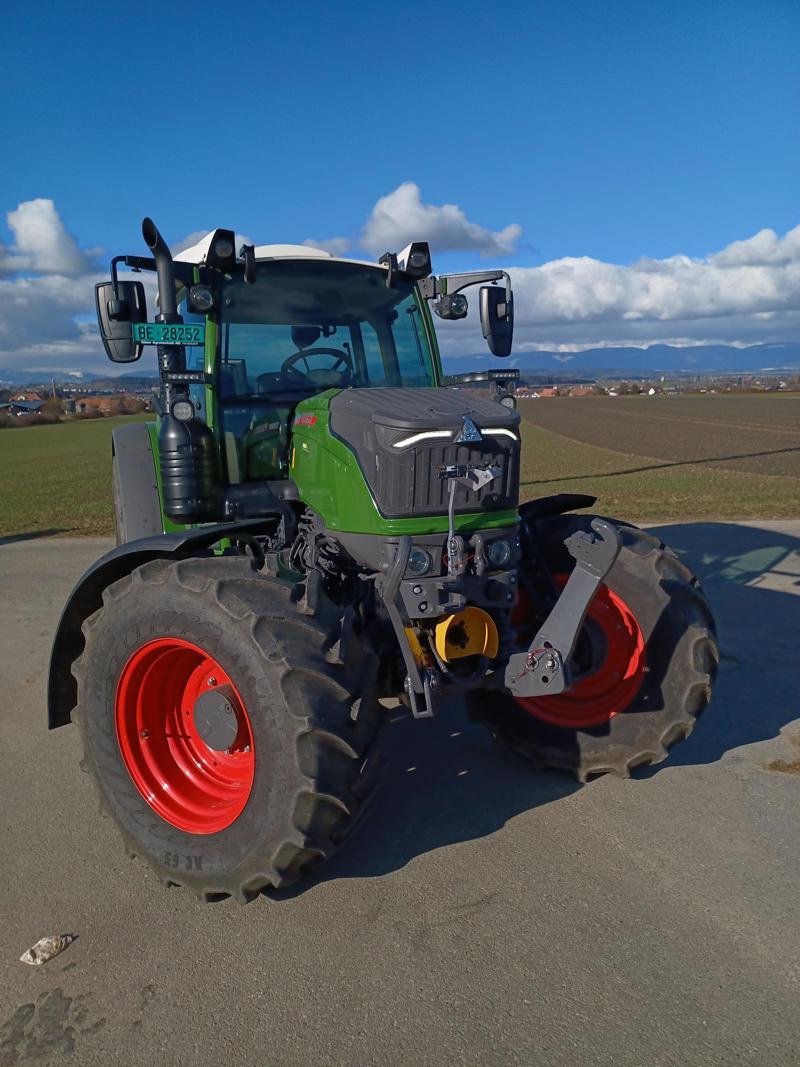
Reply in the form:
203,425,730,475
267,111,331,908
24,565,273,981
518,394,800,477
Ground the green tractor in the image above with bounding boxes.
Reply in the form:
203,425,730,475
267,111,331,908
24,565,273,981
48,219,718,901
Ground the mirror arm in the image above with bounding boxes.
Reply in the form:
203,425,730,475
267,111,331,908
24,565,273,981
423,270,512,302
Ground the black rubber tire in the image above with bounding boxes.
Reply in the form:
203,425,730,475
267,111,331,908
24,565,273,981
71,556,384,901
467,514,719,782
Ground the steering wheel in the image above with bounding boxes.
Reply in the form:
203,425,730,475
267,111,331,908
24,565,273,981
280,347,353,384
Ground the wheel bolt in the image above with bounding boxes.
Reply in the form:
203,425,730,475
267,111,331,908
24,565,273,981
207,676,217,687
140,729,150,739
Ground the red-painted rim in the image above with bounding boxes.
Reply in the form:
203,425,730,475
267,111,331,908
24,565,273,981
512,574,646,729
115,638,255,834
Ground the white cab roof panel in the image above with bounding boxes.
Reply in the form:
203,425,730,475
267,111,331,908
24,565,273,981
173,232,380,271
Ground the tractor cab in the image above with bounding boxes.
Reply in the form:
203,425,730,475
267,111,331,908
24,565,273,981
196,250,439,484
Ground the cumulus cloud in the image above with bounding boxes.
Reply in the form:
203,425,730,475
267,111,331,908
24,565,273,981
432,224,800,355
360,182,522,257
495,225,800,349
0,199,95,276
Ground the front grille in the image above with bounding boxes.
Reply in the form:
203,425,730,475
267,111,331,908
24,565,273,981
373,439,519,517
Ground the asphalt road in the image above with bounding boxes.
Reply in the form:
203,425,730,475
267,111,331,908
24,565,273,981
1,522,799,1065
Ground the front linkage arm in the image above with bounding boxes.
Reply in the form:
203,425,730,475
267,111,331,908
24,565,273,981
505,519,622,698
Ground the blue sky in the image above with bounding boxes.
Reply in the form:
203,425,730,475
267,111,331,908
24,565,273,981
1,0,798,374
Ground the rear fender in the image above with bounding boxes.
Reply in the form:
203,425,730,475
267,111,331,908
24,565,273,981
47,521,275,730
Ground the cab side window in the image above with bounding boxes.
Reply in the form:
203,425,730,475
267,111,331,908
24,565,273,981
359,322,387,386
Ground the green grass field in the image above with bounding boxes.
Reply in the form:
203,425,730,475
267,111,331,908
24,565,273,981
0,416,152,539
0,398,797,541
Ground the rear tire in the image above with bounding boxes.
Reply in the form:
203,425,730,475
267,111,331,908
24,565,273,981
468,515,718,781
71,556,384,901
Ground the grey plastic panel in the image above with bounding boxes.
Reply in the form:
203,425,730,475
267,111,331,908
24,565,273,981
112,423,163,542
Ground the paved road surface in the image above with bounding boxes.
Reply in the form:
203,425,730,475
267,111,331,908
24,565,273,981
1,522,799,1065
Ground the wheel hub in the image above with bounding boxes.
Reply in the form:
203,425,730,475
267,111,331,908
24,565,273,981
193,686,241,752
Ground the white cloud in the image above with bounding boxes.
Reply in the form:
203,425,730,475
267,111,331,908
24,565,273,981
710,226,800,267
485,225,800,350
360,182,522,257
0,199,94,276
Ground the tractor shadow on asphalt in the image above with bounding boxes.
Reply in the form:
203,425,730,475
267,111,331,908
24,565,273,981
278,702,579,890
276,521,800,894
640,521,800,773
0,528,69,546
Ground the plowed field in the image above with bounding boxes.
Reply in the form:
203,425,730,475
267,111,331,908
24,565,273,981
517,393,800,520
519,394,800,476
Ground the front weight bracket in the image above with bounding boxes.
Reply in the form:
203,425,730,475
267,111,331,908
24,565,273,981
504,519,622,698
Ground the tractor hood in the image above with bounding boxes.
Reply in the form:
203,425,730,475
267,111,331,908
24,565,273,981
328,388,520,519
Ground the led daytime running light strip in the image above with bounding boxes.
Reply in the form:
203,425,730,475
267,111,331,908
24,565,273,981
391,427,518,448
483,429,518,441
392,430,453,448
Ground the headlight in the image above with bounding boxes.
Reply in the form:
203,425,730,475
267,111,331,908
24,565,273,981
487,539,511,567
434,293,469,320
188,284,214,313
171,399,195,421
407,547,432,576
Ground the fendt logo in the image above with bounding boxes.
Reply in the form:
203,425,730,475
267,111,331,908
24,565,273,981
454,416,483,444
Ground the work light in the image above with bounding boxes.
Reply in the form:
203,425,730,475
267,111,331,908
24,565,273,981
205,229,237,271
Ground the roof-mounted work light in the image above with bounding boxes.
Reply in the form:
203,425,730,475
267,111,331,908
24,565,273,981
396,241,431,277
205,228,237,271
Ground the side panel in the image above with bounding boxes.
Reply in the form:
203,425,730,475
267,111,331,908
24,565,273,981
112,423,163,541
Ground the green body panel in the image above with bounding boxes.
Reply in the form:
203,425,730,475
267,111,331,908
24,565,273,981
203,317,218,431
290,392,518,536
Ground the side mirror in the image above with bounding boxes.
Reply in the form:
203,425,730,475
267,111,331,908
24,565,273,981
95,280,147,363
480,285,514,357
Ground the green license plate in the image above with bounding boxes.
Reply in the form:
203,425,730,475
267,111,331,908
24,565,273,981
131,323,206,345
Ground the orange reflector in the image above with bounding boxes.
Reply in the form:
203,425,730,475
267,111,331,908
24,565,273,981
434,607,499,663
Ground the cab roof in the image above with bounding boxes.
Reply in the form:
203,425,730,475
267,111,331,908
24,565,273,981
174,233,378,270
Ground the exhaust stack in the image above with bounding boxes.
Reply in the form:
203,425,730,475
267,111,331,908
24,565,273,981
142,217,178,320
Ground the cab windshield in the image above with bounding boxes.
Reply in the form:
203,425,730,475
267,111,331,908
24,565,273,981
215,260,437,482
218,261,436,398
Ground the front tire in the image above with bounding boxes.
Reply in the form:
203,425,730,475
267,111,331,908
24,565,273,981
72,556,384,901
468,515,718,781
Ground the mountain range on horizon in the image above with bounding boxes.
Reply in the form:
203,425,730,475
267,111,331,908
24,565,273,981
2,343,799,387
442,342,800,377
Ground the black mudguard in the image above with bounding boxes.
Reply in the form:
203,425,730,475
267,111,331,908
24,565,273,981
518,493,597,521
112,422,163,542
47,521,273,730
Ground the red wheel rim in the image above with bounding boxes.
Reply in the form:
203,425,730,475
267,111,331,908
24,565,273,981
115,638,255,834
512,575,646,729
